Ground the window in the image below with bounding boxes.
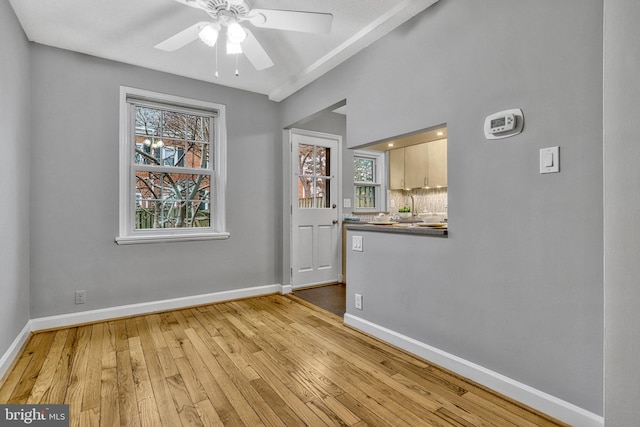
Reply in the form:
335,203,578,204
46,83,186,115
117,87,228,244
297,143,332,209
353,150,386,212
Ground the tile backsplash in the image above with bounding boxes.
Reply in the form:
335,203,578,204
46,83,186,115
351,187,447,222
390,188,448,215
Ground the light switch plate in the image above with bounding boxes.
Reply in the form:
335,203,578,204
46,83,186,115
355,293,363,310
343,198,351,208
352,235,363,252
540,146,560,174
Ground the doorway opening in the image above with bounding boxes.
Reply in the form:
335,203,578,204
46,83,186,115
293,283,346,317
284,100,347,315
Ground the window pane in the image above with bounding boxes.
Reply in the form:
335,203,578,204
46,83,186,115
134,106,212,169
355,185,376,208
135,171,211,229
354,157,374,182
187,116,210,142
160,139,185,167
317,147,330,177
135,107,161,136
163,111,186,139
316,178,330,208
202,117,211,142
186,141,209,168
134,137,156,165
298,176,314,208
297,176,331,209
298,144,314,176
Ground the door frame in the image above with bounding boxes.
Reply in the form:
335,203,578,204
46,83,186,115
287,128,342,290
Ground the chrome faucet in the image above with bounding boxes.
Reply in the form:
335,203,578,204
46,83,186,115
409,193,416,217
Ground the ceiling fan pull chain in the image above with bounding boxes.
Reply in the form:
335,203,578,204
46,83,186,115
215,42,219,78
235,53,239,77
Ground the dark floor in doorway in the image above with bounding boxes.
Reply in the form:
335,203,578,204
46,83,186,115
293,283,346,317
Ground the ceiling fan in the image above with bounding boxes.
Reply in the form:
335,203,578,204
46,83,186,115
155,0,333,72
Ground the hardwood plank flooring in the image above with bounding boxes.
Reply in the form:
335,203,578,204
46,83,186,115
0,295,568,426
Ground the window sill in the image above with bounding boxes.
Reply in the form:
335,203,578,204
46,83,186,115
115,232,230,245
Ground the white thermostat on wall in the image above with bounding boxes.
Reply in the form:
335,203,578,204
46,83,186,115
484,108,524,140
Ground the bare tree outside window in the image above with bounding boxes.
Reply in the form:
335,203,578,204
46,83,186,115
297,143,330,208
133,106,213,229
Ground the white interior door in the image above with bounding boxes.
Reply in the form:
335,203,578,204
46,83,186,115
291,129,340,288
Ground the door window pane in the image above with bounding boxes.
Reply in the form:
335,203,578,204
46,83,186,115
297,143,332,209
298,144,314,176
316,178,331,208
316,146,330,177
298,177,315,208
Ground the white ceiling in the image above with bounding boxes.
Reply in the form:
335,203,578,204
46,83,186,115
9,0,437,102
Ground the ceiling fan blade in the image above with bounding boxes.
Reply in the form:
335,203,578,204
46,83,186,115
173,0,205,9
248,9,333,34
242,29,274,70
155,21,209,51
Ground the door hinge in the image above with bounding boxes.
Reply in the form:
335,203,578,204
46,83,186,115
290,268,293,278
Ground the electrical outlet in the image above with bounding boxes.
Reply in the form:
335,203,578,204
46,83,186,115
352,235,363,252
355,293,363,310
75,290,86,304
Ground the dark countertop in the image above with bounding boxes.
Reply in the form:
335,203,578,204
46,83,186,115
344,222,447,237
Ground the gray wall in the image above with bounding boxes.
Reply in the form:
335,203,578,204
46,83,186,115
28,45,282,318
5,0,627,420
0,2,32,358
281,0,603,415
603,0,640,424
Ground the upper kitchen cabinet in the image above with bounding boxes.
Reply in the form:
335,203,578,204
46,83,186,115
427,139,447,188
389,148,406,190
405,143,428,189
388,139,448,190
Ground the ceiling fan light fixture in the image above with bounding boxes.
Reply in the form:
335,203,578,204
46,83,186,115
227,22,247,44
198,22,221,47
226,39,243,54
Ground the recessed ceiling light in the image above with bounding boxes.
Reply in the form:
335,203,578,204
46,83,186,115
437,131,444,136
388,143,394,147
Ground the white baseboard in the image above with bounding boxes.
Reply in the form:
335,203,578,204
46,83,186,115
279,284,293,294
2,284,282,381
0,322,32,382
344,313,604,427
30,284,282,332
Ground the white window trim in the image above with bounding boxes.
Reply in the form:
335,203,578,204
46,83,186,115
353,149,387,213
116,86,229,245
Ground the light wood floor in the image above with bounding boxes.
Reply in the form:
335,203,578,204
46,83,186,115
0,294,568,426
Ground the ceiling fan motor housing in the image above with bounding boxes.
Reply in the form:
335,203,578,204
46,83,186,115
204,0,250,22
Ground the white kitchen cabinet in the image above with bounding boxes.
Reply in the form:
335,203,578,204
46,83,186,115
405,143,428,189
427,138,447,188
389,148,405,190
388,139,447,190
